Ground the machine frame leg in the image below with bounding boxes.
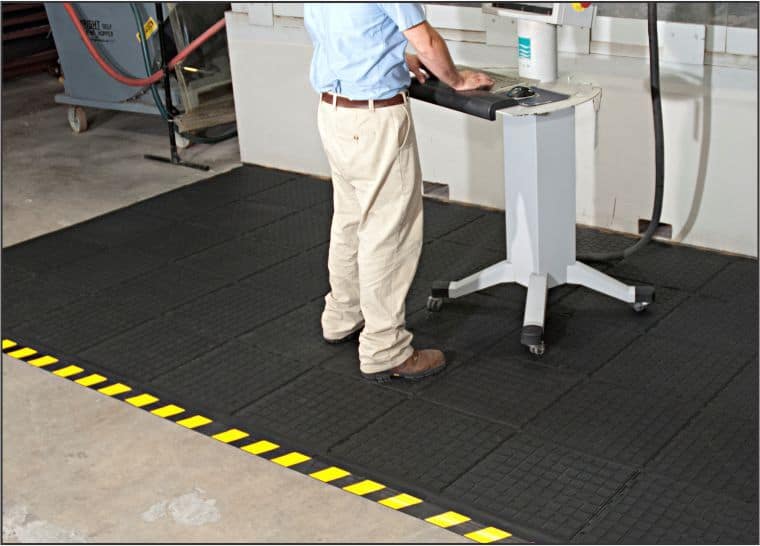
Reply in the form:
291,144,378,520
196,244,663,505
427,261,514,312
521,273,547,355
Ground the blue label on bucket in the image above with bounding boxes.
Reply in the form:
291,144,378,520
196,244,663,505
518,36,531,59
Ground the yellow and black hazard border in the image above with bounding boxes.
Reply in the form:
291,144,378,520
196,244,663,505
3,338,523,544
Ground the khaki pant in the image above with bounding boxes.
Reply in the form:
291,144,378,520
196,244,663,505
317,96,423,374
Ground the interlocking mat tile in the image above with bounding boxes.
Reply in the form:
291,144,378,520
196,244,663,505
527,380,700,466
332,398,516,493
3,165,757,544
572,473,759,544
445,433,636,542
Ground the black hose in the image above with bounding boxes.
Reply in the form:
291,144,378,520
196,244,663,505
578,2,664,262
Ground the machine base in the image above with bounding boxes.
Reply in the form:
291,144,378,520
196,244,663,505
430,260,654,355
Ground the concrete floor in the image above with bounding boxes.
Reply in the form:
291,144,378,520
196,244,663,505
1,73,464,543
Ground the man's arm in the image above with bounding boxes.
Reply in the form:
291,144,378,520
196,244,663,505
404,21,493,91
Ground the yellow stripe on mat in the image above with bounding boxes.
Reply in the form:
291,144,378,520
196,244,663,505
241,440,279,455
28,355,59,367
379,493,423,510
2,339,18,350
176,415,212,429
53,365,84,378
76,374,107,387
464,527,512,543
213,429,249,443
8,347,37,359
272,452,311,467
151,404,185,418
310,467,351,483
343,480,386,496
98,383,132,396
426,511,471,528
126,394,159,407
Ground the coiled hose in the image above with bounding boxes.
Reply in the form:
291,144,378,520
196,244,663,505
577,2,664,262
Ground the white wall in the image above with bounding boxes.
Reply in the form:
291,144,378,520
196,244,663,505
226,11,758,257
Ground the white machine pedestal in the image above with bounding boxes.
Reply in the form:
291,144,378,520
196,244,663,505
427,107,654,355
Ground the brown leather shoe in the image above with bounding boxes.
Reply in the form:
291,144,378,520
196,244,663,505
361,349,446,383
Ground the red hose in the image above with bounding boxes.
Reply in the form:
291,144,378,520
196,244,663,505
63,2,225,87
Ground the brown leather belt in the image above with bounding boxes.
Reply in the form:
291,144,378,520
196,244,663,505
321,92,405,109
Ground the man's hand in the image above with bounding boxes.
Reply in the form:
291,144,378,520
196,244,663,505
405,53,428,84
404,22,493,92
451,70,494,91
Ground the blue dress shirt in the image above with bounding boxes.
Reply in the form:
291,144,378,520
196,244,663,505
304,3,426,100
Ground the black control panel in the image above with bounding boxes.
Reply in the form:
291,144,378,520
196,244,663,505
409,79,517,121
409,78,571,121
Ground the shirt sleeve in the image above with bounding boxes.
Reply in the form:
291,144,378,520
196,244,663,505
378,3,426,32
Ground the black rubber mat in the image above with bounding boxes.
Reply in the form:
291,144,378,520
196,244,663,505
80,317,220,381
245,175,332,210
407,293,523,355
243,244,329,303
236,369,405,451
2,273,86,328
608,240,734,291
97,263,229,317
177,238,300,280
3,231,105,273
646,405,758,504
486,314,641,374
442,210,506,251
245,210,331,252
18,296,153,353
239,301,349,365
121,221,234,261
3,165,758,543
420,355,581,427
554,285,689,332
153,340,312,414
594,333,751,405
423,199,484,241
650,294,759,353
527,380,700,466
53,247,162,294
444,433,637,542
700,259,759,301
170,283,303,342
572,473,759,544
126,165,298,221
332,398,516,493
412,239,504,289
707,361,759,418
2,263,34,288
189,201,296,235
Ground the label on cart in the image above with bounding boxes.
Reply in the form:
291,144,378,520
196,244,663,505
518,36,532,60
136,16,158,43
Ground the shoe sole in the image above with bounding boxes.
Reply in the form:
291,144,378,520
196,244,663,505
361,360,447,384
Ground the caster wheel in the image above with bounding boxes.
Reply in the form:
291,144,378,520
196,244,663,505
426,296,444,312
632,301,649,313
68,106,87,133
529,342,545,356
175,131,192,149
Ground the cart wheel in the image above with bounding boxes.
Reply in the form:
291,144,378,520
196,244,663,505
632,301,649,313
426,296,444,312
528,342,546,356
175,131,192,149
68,106,87,133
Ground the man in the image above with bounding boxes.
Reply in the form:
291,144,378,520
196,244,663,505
304,3,493,382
